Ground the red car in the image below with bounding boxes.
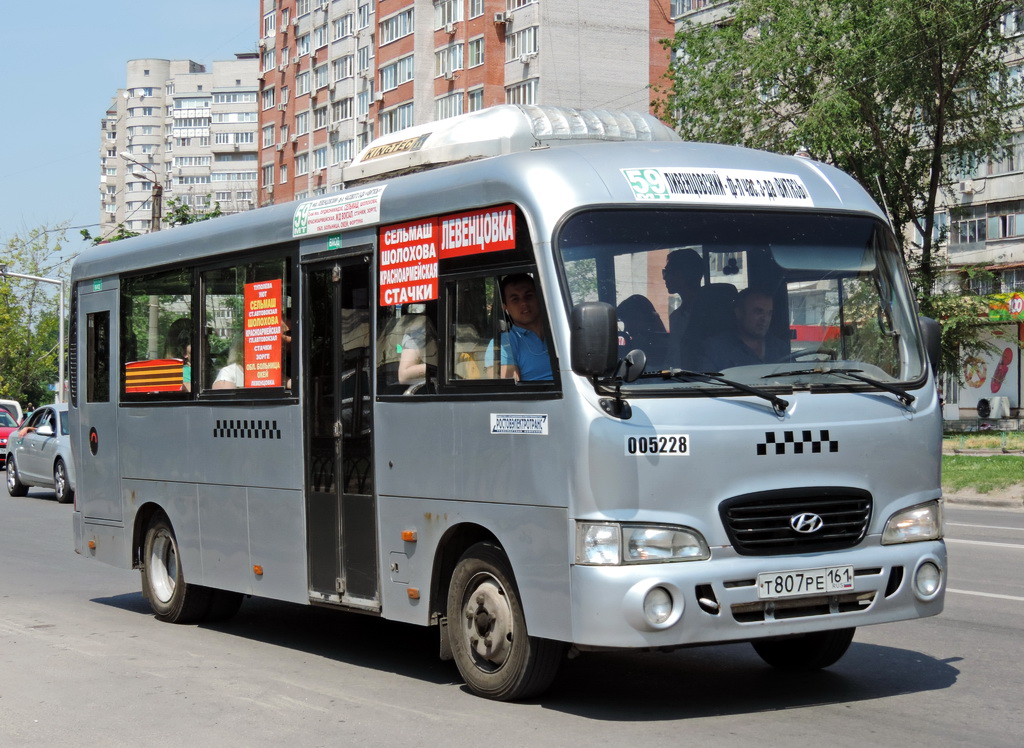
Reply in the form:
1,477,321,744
0,409,20,470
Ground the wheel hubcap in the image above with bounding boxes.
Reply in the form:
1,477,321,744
461,574,514,670
149,531,177,603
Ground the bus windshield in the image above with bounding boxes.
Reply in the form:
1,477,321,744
557,209,927,390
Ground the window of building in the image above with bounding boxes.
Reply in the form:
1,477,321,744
297,0,312,16
262,48,276,72
315,64,329,89
334,55,355,80
949,204,987,251
332,139,355,164
215,92,258,104
507,0,538,9
435,0,464,28
1003,267,1024,291
379,102,415,135
357,3,373,29
296,152,310,175
381,8,415,44
280,163,289,184
435,43,464,77
505,78,538,105
262,164,274,186
262,87,276,110
506,26,538,61
263,10,276,37
436,92,463,120
358,45,374,72
469,0,485,18
297,33,311,56
334,14,354,39
297,71,312,95
380,55,415,92
314,106,329,130
468,37,485,67
314,24,328,49
313,147,328,171
296,111,310,135
333,97,354,121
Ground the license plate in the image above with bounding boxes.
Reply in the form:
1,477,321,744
757,565,854,600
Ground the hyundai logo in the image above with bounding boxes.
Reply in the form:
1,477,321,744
790,513,824,534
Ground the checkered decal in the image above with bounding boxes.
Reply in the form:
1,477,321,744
213,419,282,440
757,430,838,456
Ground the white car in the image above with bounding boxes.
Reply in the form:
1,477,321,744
6,403,75,504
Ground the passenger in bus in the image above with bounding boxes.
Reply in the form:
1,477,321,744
662,248,704,365
212,334,245,388
165,318,192,391
397,304,438,387
704,288,789,370
488,273,552,381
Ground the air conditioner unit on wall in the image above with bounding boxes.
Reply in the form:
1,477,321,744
446,22,456,34
443,71,455,81
494,12,510,24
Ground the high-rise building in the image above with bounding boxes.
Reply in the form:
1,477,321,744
98,55,260,237
257,0,673,204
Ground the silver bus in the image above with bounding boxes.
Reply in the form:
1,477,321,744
71,105,945,701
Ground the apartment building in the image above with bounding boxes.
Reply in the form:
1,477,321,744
258,0,673,204
98,55,261,236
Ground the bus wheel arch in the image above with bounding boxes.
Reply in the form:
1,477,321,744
445,540,564,701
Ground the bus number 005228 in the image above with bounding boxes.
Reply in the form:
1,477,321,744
625,435,689,456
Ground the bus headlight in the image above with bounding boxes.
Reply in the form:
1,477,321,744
576,522,709,565
882,501,943,545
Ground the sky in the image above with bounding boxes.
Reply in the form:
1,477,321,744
1,1,259,252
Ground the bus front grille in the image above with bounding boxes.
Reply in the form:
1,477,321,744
719,488,872,556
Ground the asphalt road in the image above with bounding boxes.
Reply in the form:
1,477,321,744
1,482,1021,747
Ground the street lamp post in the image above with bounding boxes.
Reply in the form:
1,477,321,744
120,152,163,232
0,266,65,403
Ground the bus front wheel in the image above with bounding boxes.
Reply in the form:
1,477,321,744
142,516,212,624
751,627,855,670
447,542,564,701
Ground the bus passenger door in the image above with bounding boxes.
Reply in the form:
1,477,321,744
75,286,121,522
304,257,379,609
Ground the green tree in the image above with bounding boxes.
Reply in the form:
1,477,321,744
164,196,223,227
658,0,1021,378
1,224,74,405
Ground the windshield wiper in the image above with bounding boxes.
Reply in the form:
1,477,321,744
765,367,915,406
642,368,790,415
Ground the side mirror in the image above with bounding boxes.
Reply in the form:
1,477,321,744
918,315,941,372
570,302,617,378
37,423,55,437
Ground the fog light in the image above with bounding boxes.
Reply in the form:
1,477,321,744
643,586,673,625
914,561,942,599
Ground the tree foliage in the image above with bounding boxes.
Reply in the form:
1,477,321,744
79,196,222,245
0,224,74,406
657,0,1022,378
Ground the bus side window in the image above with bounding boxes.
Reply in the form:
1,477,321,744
376,302,438,395
121,268,193,397
201,258,292,392
450,276,497,381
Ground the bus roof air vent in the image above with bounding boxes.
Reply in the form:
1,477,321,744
341,104,680,184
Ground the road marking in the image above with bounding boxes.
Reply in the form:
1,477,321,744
945,538,1024,550
947,588,1024,603
948,522,1024,533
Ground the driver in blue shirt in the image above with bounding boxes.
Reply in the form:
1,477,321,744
490,273,552,381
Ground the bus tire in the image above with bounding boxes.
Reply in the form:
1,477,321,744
6,456,28,497
54,458,74,504
447,542,564,701
751,627,855,671
142,516,211,624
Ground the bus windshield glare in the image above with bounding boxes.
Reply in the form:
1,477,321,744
558,209,927,389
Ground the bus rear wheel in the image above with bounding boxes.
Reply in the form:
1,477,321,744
142,516,212,624
447,542,564,701
751,627,855,671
